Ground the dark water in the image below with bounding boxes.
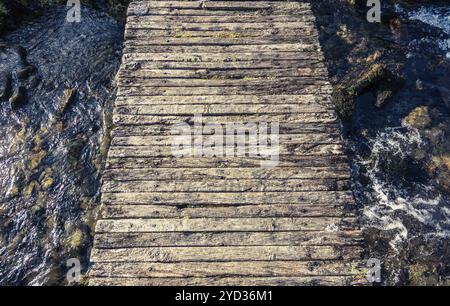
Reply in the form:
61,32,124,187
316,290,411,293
310,0,449,284
344,4,450,284
0,7,122,285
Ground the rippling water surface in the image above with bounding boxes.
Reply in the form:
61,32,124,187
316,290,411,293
399,4,450,59
349,4,450,284
0,7,122,285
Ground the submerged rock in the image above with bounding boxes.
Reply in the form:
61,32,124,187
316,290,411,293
14,45,27,63
0,72,11,99
59,88,76,114
22,180,39,198
68,228,84,251
332,63,404,117
375,89,393,108
407,264,440,286
426,155,450,192
16,65,35,80
28,149,46,170
9,85,27,109
40,174,53,190
332,85,354,119
404,106,432,128
27,75,40,88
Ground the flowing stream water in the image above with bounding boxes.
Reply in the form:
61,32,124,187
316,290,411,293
0,7,122,285
347,4,450,284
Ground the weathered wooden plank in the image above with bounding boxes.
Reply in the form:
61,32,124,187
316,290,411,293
94,231,363,248
90,245,361,263
126,15,315,24
126,22,317,29
95,217,357,233
100,204,355,219
116,83,332,96
126,21,318,30
107,144,344,158
118,77,329,88
125,36,319,45
114,94,331,106
112,113,337,127
128,1,307,7
101,191,355,206
90,275,366,286
118,67,329,79
125,33,317,46
123,43,322,54
105,155,350,169
103,166,351,181
125,30,318,43
122,51,323,62
90,260,367,278
124,36,318,46
109,123,339,136
128,1,309,10
127,7,313,17
102,178,350,193
110,133,341,146
122,59,326,71
113,104,333,116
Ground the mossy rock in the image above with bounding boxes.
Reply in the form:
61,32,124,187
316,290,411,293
68,228,85,250
7,184,19,197
59,88,76,114
23,180,39,198
31,192,47,214
427,155,450,192
333,63,404,118
28,150,46,170
40,174,54,190
32,133,43,147
407,264,440,286
332,85,355,119
404,106,432,129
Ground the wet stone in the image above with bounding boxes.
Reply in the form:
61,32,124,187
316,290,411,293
404,106,432,129
0,72,12,99
14,45,28,64
9,86,28,109
16,65,36,80
27,75,41,88
59,88,76,114
374,90,393,108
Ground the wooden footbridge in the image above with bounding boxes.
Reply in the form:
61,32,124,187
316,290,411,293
89,0,367,286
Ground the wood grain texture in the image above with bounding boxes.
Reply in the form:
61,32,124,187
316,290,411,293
90,275,367,286
94,231,363,248
90,261,367,278
89,0,366,286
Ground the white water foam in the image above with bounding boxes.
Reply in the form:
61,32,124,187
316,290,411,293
408,6,450,59
353,127,450,251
